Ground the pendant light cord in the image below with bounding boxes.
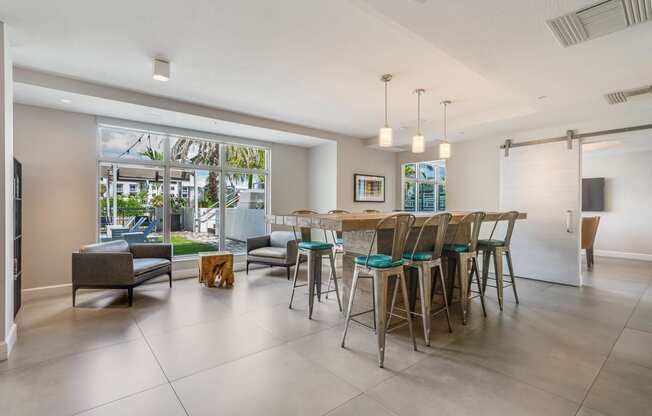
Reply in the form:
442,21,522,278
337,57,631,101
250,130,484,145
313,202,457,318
384,81,389,127
443,101,447,140
417,90,421,134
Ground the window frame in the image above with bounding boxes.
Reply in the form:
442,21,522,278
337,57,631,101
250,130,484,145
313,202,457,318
401,160,446,213
96,120,271,257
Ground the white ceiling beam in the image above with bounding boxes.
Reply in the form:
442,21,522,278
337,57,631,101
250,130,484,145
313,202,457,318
13,67,358,143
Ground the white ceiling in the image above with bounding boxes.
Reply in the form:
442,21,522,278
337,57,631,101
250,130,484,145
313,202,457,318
2,0,652,146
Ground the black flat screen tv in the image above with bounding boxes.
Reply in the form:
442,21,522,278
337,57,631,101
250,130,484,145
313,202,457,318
582,177,605,212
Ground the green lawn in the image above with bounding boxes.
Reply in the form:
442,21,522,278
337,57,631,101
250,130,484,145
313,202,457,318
171,234,218,256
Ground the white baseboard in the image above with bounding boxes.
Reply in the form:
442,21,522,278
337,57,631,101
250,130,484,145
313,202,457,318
590,250,652,262
0,323,17,361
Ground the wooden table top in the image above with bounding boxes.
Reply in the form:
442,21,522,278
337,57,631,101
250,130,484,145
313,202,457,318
267,211,527,232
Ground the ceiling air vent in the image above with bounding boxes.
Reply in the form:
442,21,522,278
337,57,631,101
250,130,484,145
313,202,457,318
547,0,652,47
605,85,652,104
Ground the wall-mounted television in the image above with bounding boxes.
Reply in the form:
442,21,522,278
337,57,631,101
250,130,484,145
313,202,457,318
582,177,605,212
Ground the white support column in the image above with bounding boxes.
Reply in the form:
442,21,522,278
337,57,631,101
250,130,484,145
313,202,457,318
0,21,16,361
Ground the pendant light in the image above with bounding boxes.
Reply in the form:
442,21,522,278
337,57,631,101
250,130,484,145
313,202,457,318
378,74,393,147
439,100,452,159
412,89,425,153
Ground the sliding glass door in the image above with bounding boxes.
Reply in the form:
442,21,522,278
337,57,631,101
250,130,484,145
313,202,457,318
97,124,269,257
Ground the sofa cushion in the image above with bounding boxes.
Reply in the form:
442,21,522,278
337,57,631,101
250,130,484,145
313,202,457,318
270,231,296,248
133,258,170,275
80,240,130,253
248,247,287,259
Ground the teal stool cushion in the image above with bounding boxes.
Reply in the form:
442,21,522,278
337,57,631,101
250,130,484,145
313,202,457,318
299,241,333,250
354,254,403,269
478,239,505,247
336,238,343,245
443,243,471,253
402,251,433,261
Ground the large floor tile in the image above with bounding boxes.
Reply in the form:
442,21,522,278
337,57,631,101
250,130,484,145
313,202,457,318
173,345,360,416
626,286,652,333
245,296,343,342
1,310,142,372
325,394,397,416
76,384,186,416
575,406,608,416
146,314,283,380
0,339,167,416
584,357,652,416
367,353,579,416
526,283,638,330
610,328,652,369
437,304,616,402
288,324,426,391
129,287,234,336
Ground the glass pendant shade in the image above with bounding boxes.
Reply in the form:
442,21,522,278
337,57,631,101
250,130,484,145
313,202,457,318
379,126,393,147
412,135,425,153
439,141,451,159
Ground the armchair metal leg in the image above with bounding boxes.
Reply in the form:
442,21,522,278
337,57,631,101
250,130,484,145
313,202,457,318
72,286,77,307
246,261,250,275
169,273,172,288
127,288,134,307
286,266,291,280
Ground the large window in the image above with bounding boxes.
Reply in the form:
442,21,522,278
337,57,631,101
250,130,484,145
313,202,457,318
401,161,446,212
97,124,269,257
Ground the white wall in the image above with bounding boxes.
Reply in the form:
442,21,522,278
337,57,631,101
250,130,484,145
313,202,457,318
397,138,503,212
14,104,97,290
308,142,337,213
13,104,312,292
583,148,652,258
270,142,309,215
337,138,397,212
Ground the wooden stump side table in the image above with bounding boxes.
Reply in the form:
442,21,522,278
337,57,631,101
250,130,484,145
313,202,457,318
198,252,235,288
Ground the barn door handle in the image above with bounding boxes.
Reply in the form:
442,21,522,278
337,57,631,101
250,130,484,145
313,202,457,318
565,210,574,233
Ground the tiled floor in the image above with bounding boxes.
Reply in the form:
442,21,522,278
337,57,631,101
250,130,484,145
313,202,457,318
1,257,650,416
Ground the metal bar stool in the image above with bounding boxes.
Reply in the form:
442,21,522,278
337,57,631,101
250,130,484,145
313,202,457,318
341,213,417,368
288,210,342,319
443,211,487,325
479,211,520,310
387,212,453,346
325,209,350,298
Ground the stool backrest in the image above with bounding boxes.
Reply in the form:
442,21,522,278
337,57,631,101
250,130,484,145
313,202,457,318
409,212,452,261
363,209,381,213
487,211,519,247
290,209,318,242
453,212,486,252
328,209,350,214
364,213,416,267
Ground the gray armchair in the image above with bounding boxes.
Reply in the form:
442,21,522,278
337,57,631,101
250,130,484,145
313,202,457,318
72,240,172,306
246,231,301,279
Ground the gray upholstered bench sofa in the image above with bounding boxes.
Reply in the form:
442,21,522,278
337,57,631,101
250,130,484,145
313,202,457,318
246,231,302,279
72,240,172,306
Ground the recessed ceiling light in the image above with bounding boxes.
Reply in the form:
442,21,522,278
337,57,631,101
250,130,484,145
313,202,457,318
537,95,548,100
60,98,71,104
153,58,170,82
